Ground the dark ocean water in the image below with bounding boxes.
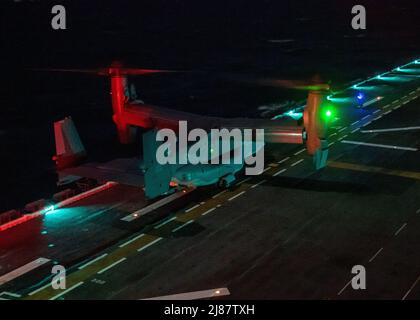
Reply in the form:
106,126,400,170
0,0,419,211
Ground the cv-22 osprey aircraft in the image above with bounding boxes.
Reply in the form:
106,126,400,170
48,62,331,198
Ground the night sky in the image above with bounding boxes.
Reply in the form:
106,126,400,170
1,0,419,68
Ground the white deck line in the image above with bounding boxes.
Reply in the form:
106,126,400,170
341,140,418,152
121,188,194,222
142,287,230,300
0,257,51,286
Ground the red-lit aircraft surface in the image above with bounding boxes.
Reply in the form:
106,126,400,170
47,62,331,198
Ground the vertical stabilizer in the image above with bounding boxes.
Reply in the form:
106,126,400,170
53,117,86,169
143,129,176,199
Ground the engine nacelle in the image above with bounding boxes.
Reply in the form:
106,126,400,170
303,91,329,169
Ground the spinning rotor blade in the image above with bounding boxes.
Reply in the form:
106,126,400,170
31,68,102,74
114,68,177,76
32,65,182,76
254,78,330,91
223,73,330,91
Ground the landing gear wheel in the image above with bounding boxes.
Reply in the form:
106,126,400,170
217,178,228,189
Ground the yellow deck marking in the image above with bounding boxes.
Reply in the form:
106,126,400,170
24,159,298,299
25,180,255,299
25,234,160,300
329,161,420,181
177,183,250,222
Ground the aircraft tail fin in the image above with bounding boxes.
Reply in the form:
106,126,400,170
53,117,87,169
143,129,175,199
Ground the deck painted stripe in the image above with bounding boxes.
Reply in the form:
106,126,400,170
185,204,200,213
328,161,420,181
0,291,21,298
368,247,383,263
294,148,306,155
154,217,177,229
237,177,252,185
202,207,217,216
277,157,290,164
291,159,304,167
362,97,382,108
361,126,420,133
78,253,108,270
339,134,348,140
402,276,420,300
49,281,84,300
228,191,246,201
341,140,418,152
142,287,230,300
172,221,194,232
273,168,287,177
137,237,163,251
28,282,53,296
212,190,227,198
0,257,51,286
337,280,352,296
121,188,194,222
250,179,267,189
119,234,145,247
97,257,127,275
394,223,407,236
